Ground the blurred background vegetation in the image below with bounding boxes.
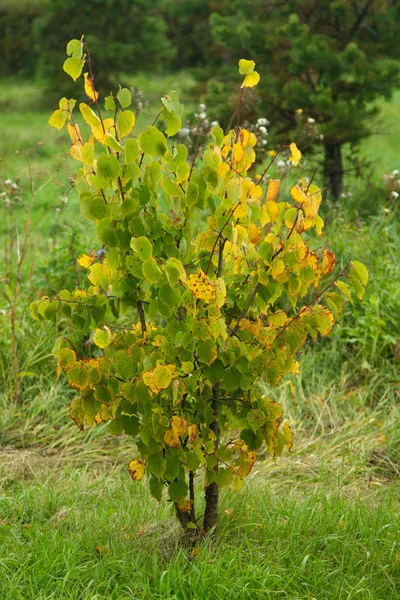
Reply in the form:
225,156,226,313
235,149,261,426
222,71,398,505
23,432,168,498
0,2,399,596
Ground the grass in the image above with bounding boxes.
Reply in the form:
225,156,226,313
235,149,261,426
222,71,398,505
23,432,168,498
0,73,399,599
1,446,399,600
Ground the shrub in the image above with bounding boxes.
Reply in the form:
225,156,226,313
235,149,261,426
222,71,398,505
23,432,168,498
31,43,367,540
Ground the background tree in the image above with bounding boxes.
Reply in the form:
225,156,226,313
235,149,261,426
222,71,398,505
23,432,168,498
210,0,400,198
34,0,175,102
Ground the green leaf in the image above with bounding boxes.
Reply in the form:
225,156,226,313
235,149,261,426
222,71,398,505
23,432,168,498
142,258,162,283
148,453,166,478
161,90,183,117
186,182,199,207
149,475,163,502
130,236,153,260
67,365,89,391
138,126,168,157
104,95,116,111
97,155,121,181
63,57,84,81
168,479,188,501
58,348,76,370
125,138,139,163
161,107,181,137
117,88,132,109
215,467,234,488
66,39,83,58
162,177,184,198
103,134,123,152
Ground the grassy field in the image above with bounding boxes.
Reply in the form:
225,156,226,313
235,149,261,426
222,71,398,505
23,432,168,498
0,74,399,599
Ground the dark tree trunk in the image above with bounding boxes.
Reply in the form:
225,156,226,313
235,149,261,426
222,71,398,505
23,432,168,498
324,142,343,200
174,471,199,547
203,383,220,535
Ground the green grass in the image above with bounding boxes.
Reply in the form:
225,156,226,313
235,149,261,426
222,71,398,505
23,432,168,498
1,451,399,600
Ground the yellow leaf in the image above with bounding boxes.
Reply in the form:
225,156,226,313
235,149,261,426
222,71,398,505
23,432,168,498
164,428,180,448
187,270,216,302
321,249,335,275
232,143,245,164
290,185,308,204
271,259,285,280
171,415,188,437
248,224,261,244
188,424,198,442
67,122,82,145
128,458,145,481
176,498,193,513
77,253,95,268
238,58,256,74
241,71,260,88
289,142,301,166
267,179,281,202
84,73,99,102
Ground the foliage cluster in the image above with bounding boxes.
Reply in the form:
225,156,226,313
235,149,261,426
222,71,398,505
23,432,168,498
31,43,367,536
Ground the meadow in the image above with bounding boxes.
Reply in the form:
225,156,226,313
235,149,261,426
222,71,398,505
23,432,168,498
0,74,399,599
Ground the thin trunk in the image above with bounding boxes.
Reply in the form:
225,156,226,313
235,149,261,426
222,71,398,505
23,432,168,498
324,142,343,200
174,471,199,546
203,382,220,535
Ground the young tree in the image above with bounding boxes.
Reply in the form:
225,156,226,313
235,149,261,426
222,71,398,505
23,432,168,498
211,0,400,198
32,42,367,541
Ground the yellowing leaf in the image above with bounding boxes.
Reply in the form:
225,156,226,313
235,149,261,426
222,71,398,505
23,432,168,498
171,415,188,437
128,458,145,481
215,278,227,308
63,57,84,81
271,259,285,280
187,270,216,302
77,253,95,268
238,59,256,74
188,424,198,442
241,71,260,88
49,109,67,130
176,498,193,513
321,250,335,275
118,110,135,137
143,364,176,394
267,179,281,202
93,327,112,349
153,365,173,390
142,371,158,394
164,428,180,448
351,260,369,287
84,73,99,101
289,142,301,166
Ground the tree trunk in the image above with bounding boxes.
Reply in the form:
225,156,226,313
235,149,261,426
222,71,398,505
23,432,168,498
174,471,200,546
203,383,220,536
324,142,343,200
